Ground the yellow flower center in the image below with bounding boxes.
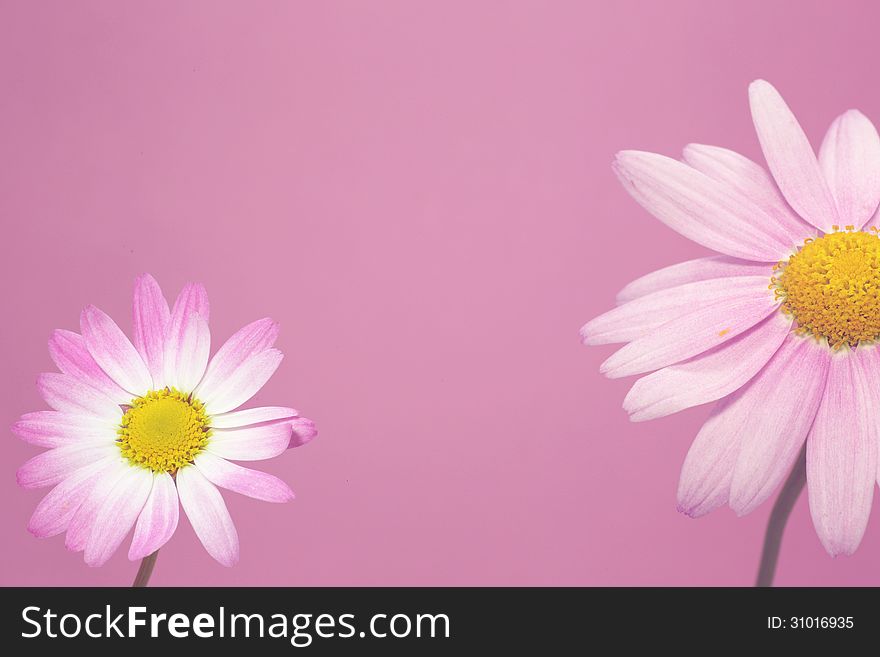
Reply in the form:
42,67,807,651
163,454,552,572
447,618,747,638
117,388,211,472
775,227,880,348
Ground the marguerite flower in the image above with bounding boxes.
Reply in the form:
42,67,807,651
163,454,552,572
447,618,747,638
15,274,316,568
582,80,880,557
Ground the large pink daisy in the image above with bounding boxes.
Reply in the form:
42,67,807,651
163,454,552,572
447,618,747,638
582,80,880,557
15,274,316,567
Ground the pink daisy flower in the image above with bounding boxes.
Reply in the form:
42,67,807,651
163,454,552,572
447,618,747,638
15,274,316,568
582,80,880,557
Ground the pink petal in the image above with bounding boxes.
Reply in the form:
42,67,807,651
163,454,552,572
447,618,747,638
171,282,210,323
206,421,293,461
289,416,317,448
176,465,239,567
616,256,772,304
17,442,117,489
81,305,152,396
682,143,815,243
128,472,179,560
210,406,299,429
48,330,130,403
864,205,880,230
818,110,880,228
599,281,780,379
677,406,743,518
37,372,123,421
728,334,830,515
12,411,115,448
194,452,295,502
614,150,798,261
132,274,171,390
164,311,210,393
84,467,153,567
807,347,879,556
196,318,279,402
199,348,284,415
65,459,130,552
27,457,116,538
623,312,791,421
749,79,839,232
583,275,774,346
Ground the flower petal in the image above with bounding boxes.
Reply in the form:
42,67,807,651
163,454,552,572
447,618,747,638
583,275,775,346
200,348,284,415
728,334,830,515
599,280,780,378
177,465,239,567
16,442,117,489
614,150,797,261
677,407,742,518
818,110,880,229
128,471,179,560
210,406,299,429
616,256,772,304
81,305,152,396
289,416,317,448
623,311,791,421
864,205,880,231
48,330,130,403
749,79,839,232
806,347,879,556
84,467,153,567
27,457,116,538
195,452,294,502
206,421,293,461
164,311,211,393
682,143,815,243
132,274,171,389
64,458,130,552
12,411,115,448
171,282,210,324
37,372,123,421
196,318,279,402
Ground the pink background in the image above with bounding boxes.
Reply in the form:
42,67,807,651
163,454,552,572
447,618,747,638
2,0,880,586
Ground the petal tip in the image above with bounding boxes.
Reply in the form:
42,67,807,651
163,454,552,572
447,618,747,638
579,323,594,345
289,417,317,447
748,78,773,95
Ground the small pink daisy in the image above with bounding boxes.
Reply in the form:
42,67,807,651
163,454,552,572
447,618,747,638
15,274,316,572
582,80,880,562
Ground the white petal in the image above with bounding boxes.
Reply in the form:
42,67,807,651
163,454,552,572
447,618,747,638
616,256,772,304
84,467,153,566
177,466,239,567
806,347,879,556
599,280,780,378
728,334,830,515
623,312,791,421
818,110,880,228
80,305,152,396
200,349,283,415
614,150,799,261
749,79,839,232
583,275,775,346
128,471,180,560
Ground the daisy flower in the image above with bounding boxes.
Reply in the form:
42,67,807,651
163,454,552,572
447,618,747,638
582,80,880,557
15,274,316,569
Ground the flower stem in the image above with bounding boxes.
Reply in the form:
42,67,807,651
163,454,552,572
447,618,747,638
755,447,806,587
132,550,159,588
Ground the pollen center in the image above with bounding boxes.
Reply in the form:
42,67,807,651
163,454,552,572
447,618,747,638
117,388,211,472
775,228,880,347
